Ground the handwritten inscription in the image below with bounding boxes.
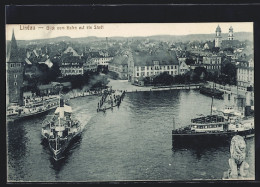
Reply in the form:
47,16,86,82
19,24,105,31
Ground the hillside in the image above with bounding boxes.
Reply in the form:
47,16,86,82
7,32,253,46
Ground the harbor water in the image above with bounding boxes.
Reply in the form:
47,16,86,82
7,89,255,181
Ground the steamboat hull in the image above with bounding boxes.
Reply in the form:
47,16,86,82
172,129,254,147
199,87,224,98
48,131,82,161
7,107,56,122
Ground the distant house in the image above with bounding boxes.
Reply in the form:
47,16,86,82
202,55,222,75
108,54,128,80
63,46,80,57
38,58,53,68
203,41,214,50
83,57,98,72
38,84,55,95
24,64,41,78
86,51,113,66
178,60,189,75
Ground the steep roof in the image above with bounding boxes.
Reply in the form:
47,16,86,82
110,55,128,65
132,50,179,66
7,30,24,63
61,56,84,65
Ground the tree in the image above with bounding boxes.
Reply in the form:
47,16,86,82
194,67,207,77
221,62,237,85
143,77,151,85
211,47,220,53
153,72,174,85
223,47,234,54
185,58,195,65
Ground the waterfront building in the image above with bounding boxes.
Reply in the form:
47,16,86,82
60,56,84,76
215,25,222,48
108,54,128,80
236,55,254,91
6,30,24,106
128,49,179,84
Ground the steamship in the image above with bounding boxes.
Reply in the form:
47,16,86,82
41,97,82,161
172,97,254,146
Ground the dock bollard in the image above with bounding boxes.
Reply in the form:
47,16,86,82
223,135,249,179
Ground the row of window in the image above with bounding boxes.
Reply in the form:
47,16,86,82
238,75,253,82
10,63,21,68
205,66,221,70
238,69,254,74
61,70,83,74
136,70,178,77
136,65,178,71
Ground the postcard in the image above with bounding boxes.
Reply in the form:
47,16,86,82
6,22,254,182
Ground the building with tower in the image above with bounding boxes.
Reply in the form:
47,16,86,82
214,25,222,48
228,26,234,40
6,30,24,106
214,25,240,49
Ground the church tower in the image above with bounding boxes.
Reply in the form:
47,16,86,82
6,30,24,106
228,26,234,40
215,25,222,48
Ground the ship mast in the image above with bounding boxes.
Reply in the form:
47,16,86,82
210,96,214,115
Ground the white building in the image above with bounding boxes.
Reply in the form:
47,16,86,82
178,59,189,75
237,57,254,91
128,50,179,84
60,56,84,76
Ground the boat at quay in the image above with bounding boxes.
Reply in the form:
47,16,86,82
41,97,82,161
199,86,224,99
172,97,254,147
172,115,254,146
6,96,62,121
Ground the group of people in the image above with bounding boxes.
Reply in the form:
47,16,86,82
97,89,125,112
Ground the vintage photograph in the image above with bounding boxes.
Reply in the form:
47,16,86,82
6,23,254,182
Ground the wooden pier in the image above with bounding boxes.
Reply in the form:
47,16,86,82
97,89,126,112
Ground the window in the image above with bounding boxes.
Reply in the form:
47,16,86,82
137,73,139,76
14,82,17,86
147,72,149,76
175,66,177,69
141,67,145,71
14,74,17,78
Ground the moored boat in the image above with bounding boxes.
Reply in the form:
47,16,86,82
172,115,254,146
199,86,224,98
6,97,61,121
172,97,254,147
41,97,82,161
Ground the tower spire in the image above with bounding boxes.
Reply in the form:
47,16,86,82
9,29,19,62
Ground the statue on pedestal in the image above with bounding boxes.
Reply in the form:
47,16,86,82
223,135,249,179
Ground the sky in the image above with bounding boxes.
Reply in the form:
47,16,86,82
6,22,253,41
